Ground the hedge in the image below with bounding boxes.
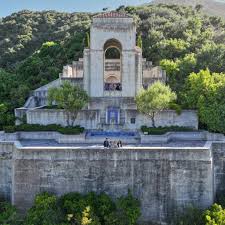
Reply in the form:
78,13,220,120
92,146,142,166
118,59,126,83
3,124,84,135
141,126,194,135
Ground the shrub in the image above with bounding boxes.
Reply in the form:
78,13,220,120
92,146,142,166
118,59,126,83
116,190,141,225
0,201,21,225
94,193,116,224
141,126,194,135
172,206,204,225
3,124,84,135
204,204,225,225
23,192,63,225
59,192,116,225
59,192,86,219
58,126,84,135
59,191,140,225
3,125,16,133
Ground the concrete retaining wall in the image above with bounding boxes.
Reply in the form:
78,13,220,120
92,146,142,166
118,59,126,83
140,132,225,144
212,142,225,197
0,132,86,144
25,108,198,130
0,142,13,201
126,110,198,130
12,145,213,223
0,138,225,224
26,109,99,129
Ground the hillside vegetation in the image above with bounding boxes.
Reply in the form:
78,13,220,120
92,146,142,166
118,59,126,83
0,4,225,133
151,0,225,18
0,11,92,69
2,191,225,225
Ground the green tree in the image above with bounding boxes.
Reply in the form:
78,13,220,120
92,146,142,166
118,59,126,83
59,192,115,225
0,104,7,129
0,69,18,128
116,190,141,225
104,190,141,225
100,194,115,221
196,43,225,73
160,53,197,93
16,41,65,90
48,81,89,126
158,38,189,59
198,86,225,134
63,33,86,61
204,204,225,225
135,82,177,127
23,192,63,225
184,69,225,133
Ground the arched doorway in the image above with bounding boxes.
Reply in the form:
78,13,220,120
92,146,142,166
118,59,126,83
104,39,122,91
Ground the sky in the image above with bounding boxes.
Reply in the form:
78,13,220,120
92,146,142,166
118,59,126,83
0,0,151,18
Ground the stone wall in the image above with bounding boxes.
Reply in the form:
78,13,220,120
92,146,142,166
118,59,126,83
62,60,84,79
12,145,213,223
32,79,61,107
0,142,13,201
26,109,100,129
143,66,167,87
126,110,199,129
212,142,225,197
25,107,198,130
91,17,136,51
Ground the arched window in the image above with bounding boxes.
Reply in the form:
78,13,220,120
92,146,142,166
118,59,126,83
104,39,122,91
105,47,120,59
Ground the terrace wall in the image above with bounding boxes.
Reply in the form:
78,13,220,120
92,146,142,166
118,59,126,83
12,145,213,223
0,140,225,224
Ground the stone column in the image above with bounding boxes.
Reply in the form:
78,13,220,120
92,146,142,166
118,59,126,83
135,49,143,95
83,49,90,95
121,50,136,97
89,49,104,97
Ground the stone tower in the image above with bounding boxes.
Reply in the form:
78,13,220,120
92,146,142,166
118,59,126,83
83,12,143,98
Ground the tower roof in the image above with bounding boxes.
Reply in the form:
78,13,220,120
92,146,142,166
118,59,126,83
94,11,131,19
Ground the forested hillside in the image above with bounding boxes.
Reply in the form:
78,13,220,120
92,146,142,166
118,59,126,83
0,4,225,133
0,10,92,69
151,0,225,18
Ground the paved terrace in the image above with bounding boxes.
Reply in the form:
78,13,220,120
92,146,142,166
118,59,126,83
19,139,207,148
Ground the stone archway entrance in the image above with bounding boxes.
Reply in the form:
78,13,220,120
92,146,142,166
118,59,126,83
104,39,122,91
